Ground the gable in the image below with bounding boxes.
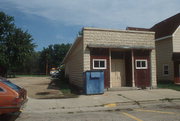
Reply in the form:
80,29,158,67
151,13,180,39
173,26,180,52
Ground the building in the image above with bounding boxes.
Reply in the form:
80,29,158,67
63,27,157,90
150,13,180,84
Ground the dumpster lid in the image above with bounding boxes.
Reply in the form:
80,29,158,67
85,70,104,72
90,72,101,78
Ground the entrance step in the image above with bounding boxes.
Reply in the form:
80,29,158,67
105,87,138,91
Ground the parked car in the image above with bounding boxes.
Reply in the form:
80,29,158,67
51,71,60,78
50,68,57,76
0,77,27,115
50,68,61,78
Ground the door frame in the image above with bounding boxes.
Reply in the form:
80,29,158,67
179,64,180,78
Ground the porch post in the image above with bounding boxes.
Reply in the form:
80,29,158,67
131,50,135,87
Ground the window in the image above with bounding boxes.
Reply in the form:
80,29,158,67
2,81,21,92
163,64,169,76
135,59,148,69
0,87,4,92
93,59,106,69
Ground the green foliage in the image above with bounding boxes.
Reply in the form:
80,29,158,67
16,51,41,75
0,12,14,67
39,43,71,73
0,11,35,75
53,78,70,92
0,11,71,76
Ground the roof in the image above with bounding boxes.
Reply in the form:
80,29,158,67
62,36,82,63
88,44,154,50
84,27,154,34
126,27,151,32
150,13,180,39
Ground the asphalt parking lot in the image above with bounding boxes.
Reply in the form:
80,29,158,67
1,77,179,121
1,101,180,121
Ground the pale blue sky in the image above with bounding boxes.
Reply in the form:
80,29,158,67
0,0,179,51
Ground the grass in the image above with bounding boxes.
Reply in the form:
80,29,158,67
60,89,71,94
57,81,71,94
157,82,180,91
52,78,78,98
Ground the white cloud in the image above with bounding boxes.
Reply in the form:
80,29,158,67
1,0,180,28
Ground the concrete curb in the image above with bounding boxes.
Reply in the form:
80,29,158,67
25,99,180,114
24,98,180,114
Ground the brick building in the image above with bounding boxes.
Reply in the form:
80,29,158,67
63,27,157,90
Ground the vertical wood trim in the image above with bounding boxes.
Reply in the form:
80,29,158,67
109,49,112,88
179,64,180,78
131,50,135,87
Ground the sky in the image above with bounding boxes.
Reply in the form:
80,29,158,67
0,0,179,51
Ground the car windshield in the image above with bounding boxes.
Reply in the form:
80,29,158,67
1,80,21,91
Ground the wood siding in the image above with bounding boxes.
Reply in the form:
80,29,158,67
155,38,174,81
173,27,180,83
174,61,180,83
173,27,180,52
134,50,151,87
65,38,84,88
90,48,110,88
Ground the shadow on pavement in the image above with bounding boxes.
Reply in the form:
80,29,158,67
47,78,61,90
34,78,79,99
0,112,21,121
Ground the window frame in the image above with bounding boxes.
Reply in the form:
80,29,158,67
1,81,21,92
0,86,6,93
135,59,148,69
163,64,169,76
93,59,107,69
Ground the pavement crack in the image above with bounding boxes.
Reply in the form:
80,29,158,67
66,108,134,114
118,94,143,108
118,94,134,101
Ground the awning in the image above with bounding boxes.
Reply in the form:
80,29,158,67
87,44,154,50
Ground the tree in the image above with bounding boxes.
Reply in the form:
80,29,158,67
39,43,71,74
0,11,36,76
16,51,41,75
0,12,14,68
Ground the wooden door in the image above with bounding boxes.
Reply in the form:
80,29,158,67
111,59,125,87
134,59,150,88
175,63,180,83
179,64,180,78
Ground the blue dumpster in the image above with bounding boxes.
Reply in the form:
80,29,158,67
84,70,104,94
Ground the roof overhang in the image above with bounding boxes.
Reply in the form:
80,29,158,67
62,36,82,64
155,35,172,41
87,44,154,50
